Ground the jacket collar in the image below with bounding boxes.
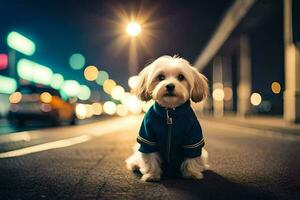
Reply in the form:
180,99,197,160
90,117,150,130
153,100,191,118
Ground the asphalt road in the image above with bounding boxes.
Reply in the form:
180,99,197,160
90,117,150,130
0,115,299,200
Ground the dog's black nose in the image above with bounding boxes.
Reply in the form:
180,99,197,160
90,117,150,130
166,84,175,92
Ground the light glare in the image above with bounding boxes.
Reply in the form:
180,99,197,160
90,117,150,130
126,22,141,37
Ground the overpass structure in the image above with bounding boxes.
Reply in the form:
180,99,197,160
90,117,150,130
194,0,300,123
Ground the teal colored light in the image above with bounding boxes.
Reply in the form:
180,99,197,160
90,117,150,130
60,80,80,97
77,85,91,101
69,53,85,70
96,70,109,85
0,75,17,94
50,73,64,89
7,32,36,56
17,59,53,85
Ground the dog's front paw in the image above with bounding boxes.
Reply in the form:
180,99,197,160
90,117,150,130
191,172,204,180
141,173,160,182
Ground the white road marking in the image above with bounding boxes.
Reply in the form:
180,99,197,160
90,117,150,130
0,116,140,159
0,135,91,158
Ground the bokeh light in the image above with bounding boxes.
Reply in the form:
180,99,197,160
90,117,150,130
223,87,233,101
92,102,103,115
85,104,94,118
17,59,53,85
126,22,141,37
75,104,87,119
250,92,262,106
96,70,109,85
50,74,64,89
271,82,281,94
7,31,36,56
103,79,116,94
77,85,91,101
84,66,98,81
128,76,139,89
9,92,22,104
40,92,52,103
0,75,17,94
69,53,85,70
126,95,142,114
212,88,225,101
103,101,117,115
116,104,129,116
61,80,80,97
0,54,8,70
111,85,125,100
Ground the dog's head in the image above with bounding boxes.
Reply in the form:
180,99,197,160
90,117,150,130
135,55,208,108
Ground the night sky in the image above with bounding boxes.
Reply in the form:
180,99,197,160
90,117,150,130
0,0,232,90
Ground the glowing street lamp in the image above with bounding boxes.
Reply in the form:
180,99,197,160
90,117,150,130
126,22,141,37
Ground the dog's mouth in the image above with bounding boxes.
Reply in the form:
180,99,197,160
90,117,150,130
163,92,176,97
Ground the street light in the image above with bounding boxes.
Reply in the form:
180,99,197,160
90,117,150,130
126,22,141,37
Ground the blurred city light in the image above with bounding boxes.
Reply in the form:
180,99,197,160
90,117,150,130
40,92,52,103
103,101,117,115
0,75,17,94
50,73,64,89
69,53,85,70
75,104,87,119
103,79,116,94
7,31,36,55
96,70,109,85
9,92,22,104
116,104,129,116
77,85,91,101
92,102,103,115
0,54,8,70
271,82,281,94
84,65,98,81
250,92,262,106
126,22,141,37
223,87,233,101
111,85,125,100
61,80,80,97
126,95,142,114
17,59,53,85
212,88,225,101
128,76,139,89
85,104,94,118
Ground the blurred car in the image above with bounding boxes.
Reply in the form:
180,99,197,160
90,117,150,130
8,85,76,126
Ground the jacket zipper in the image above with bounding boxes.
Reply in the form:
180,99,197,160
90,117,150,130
166,109,173,163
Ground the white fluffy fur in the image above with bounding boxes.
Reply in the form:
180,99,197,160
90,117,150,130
126,55,209,182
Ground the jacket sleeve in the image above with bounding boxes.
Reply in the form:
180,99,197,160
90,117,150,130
182,120,204,158
137,116,157,153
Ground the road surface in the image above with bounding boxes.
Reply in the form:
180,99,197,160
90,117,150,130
0,115,299,200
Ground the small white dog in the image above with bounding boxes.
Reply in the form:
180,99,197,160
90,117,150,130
126,55,209,181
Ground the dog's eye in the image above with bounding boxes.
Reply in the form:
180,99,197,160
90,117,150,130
157,74,165,81
178,74,185,81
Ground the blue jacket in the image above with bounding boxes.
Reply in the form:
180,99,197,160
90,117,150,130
137,100,205,176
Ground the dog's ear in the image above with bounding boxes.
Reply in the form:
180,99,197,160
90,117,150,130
191,67,208,102
134,66,152,101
